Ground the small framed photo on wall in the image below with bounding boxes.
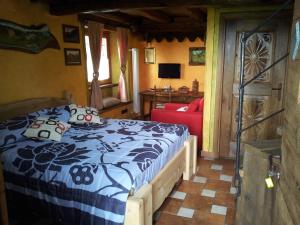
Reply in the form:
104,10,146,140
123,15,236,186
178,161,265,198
144,47,156,64
189,47,206,65
62,24,80,43
64,48,81,66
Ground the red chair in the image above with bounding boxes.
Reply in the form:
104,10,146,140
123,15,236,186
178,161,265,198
151,98,204,150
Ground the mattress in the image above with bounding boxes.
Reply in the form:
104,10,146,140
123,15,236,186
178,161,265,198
1,118,189,225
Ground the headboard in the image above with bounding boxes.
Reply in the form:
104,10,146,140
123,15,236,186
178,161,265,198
0,92,72,121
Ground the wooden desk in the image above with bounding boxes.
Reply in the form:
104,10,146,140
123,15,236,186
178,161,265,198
139,90,204,119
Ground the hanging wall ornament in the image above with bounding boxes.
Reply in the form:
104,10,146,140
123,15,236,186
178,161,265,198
0,19,60,54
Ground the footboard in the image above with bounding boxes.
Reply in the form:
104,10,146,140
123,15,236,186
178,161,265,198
124,135,197,225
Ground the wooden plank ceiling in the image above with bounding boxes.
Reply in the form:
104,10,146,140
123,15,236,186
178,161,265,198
34,0,288,42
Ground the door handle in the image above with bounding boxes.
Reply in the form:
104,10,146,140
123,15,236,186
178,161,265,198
272,83,282,101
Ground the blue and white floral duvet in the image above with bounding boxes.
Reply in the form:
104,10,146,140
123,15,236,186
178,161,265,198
1,118,189,225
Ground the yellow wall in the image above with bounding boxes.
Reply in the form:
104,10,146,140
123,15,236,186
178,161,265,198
138,39,205,92
0,0,88,105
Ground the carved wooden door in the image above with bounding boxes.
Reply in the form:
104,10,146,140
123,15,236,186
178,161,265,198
219,17,290,157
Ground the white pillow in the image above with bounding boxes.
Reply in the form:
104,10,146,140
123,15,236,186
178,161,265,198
103,97,121,108
176,106,189,112
69,104,103,124
24,116,71,142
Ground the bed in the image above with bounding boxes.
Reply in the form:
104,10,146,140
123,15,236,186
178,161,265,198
0,96,197,225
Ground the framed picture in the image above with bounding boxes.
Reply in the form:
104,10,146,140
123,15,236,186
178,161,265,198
189,47,206,65
64,48,81,66
62,24,80,43
144,47,155,64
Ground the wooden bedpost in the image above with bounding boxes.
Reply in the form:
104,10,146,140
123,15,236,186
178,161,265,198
124,135,197,225
125,184,152,225
183,135,197,180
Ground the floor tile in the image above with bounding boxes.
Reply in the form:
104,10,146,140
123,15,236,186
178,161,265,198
192,208,225,225
160,198,183,215
155,212,192,225
230,186,237,194
170,191,186,200
201,189,216,198
214,192,236,208
220,174,233,182
211,205,227,216
205,180,231,192
182,193,213,210
177,180,205,194
193,176,207,184
177,207,195,218
155,158,235,225
222,169,235,176
225,207,236,225
211,164,223,171
197,169,220,180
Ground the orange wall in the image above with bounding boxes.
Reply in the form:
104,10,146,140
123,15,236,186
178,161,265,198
0,0,88,105
138,39,205,92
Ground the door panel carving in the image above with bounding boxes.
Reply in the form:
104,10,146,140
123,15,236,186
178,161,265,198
219,18,289,157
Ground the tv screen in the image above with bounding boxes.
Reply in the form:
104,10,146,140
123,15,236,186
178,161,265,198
158,63,181,79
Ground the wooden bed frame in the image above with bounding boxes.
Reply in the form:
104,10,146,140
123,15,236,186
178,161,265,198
0,96,197,225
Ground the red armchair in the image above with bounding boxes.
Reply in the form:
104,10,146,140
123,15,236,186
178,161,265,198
151,98,204,150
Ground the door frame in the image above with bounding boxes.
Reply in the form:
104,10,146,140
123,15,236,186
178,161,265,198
214,11,291,158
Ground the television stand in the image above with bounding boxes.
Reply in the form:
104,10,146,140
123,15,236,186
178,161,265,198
139,90,204,120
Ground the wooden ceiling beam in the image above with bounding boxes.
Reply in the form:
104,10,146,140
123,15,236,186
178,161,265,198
185,8,207,22
90,12,132,25
49,0,286,15
136,23,206,32
121,9,172,23
78,14,129,29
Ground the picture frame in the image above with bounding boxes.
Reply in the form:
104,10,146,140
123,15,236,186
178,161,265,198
64,48,81,66
189,47,206,65
62,24,80,43
144,47,155,64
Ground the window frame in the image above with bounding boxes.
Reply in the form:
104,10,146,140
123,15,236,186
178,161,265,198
85,31,112,85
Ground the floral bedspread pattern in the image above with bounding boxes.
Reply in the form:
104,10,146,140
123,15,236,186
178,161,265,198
1,119,188,225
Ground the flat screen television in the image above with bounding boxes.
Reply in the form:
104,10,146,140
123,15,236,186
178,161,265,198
158,63,181,79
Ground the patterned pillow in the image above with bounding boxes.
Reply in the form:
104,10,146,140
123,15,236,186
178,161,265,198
23,117,71,142
30,105,71,122
0,115,36,147
69,104,103,124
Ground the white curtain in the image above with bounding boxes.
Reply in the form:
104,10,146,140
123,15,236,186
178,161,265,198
88,21,104,110
116,27,129,102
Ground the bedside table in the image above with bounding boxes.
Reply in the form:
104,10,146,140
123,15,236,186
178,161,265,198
0,163,9,225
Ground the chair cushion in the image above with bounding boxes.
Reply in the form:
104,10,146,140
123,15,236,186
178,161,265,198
198,98,204,112
103,97,121,108
187,99,199,112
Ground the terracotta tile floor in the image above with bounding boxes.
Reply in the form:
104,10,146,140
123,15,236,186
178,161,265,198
154,157,236,225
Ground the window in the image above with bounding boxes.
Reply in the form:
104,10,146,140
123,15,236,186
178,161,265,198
85,32,111,84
